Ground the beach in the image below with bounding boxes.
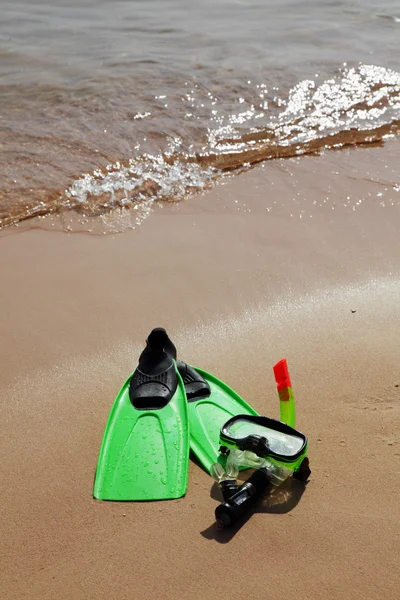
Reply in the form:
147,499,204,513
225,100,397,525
2,139,400,599
2,0,400,597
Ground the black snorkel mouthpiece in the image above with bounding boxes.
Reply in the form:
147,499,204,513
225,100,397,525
215,469,271,528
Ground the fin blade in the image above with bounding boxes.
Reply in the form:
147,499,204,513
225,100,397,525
187,367,258,473
94,374,189,500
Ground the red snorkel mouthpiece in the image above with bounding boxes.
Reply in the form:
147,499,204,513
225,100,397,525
273,358,292,392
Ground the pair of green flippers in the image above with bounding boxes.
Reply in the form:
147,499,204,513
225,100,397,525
93,328,257,501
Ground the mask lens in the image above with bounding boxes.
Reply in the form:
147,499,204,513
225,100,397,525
224,417,304,457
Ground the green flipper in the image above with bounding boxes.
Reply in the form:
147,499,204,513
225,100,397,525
94,330,189,501
177,361,258,473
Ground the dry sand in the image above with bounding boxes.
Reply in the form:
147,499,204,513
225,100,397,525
1,142,400,599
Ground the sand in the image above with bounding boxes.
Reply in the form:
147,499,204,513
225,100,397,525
1,141,400,599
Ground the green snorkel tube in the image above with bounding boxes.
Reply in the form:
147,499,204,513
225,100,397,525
212,359,311,527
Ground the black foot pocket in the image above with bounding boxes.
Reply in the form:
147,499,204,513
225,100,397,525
130,328,178,409
177,360,211,401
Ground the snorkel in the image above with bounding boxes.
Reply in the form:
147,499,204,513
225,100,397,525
274,358,296,428
211,359,311,527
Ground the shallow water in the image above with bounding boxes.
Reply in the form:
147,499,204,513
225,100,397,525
1,0,400,230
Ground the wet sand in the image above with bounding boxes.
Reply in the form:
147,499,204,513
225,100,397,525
1,142,400,599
